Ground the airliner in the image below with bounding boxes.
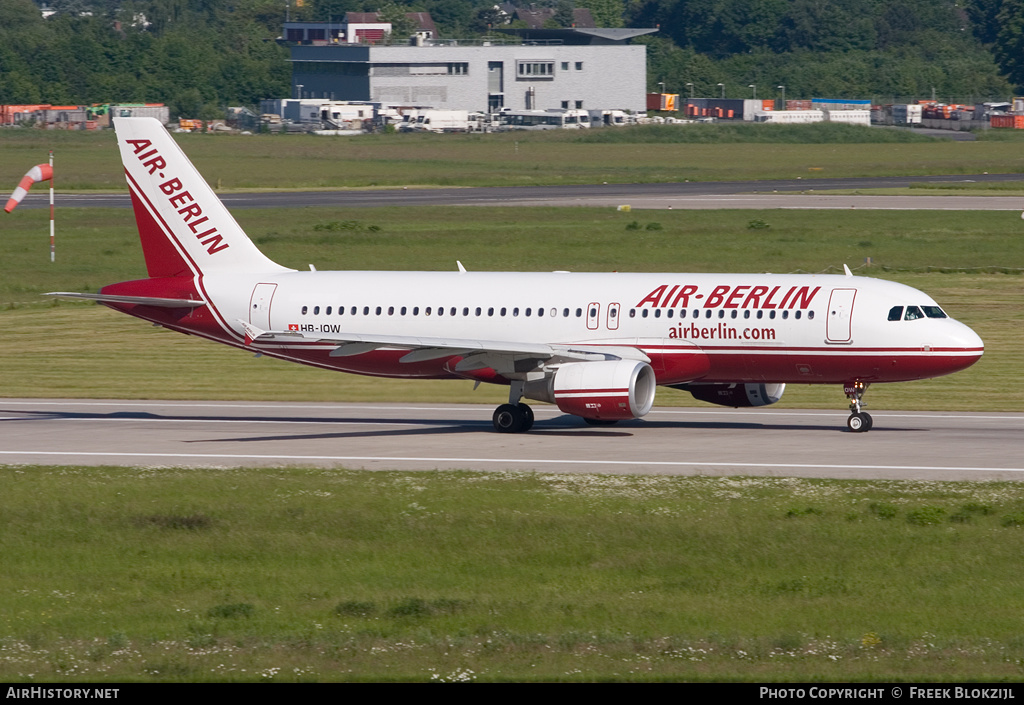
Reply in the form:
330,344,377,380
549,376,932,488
49,117,984,433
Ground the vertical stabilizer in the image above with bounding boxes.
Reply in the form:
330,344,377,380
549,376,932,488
114,117,290,277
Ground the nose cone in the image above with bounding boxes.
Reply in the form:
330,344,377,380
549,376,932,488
950,318,984,353
939,319,984,375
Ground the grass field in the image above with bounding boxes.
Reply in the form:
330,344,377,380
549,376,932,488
4,467,1024,682
1,124,1023,190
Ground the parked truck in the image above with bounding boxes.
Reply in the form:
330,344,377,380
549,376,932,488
589,109,632,127
892,104,922,126
319,102,376,130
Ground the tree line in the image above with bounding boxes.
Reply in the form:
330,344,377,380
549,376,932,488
1,0,1022,119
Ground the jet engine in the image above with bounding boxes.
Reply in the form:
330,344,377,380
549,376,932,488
525,360,656,421
675,382,786,407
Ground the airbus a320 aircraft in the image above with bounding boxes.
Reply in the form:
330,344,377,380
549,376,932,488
50,118,984,433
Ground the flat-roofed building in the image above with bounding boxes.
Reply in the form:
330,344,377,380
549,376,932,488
287,27,655,113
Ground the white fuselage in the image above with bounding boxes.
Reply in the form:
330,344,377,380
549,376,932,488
180,269,985,386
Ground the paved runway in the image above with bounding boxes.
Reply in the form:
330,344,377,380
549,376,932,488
2,399,1022,481
14,172,1024,211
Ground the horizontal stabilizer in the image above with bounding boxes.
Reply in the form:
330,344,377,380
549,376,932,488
45,292,206,308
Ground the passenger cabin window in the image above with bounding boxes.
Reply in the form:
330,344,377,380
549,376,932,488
888,306,904,321
904,306,924,321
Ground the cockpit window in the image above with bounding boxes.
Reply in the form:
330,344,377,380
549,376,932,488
887,306,903,321
922,306,947,319
904,306,924,321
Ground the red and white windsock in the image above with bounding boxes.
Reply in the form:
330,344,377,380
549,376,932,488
5,164,53,213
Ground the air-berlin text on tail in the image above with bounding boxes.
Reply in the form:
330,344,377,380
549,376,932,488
637,284,821,310
125,138,229,255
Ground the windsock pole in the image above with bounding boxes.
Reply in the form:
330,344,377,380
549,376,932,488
4,158,55,261
49,151,55,262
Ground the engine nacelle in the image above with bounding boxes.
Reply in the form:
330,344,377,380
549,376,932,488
680,382,785,408
526,360,656,421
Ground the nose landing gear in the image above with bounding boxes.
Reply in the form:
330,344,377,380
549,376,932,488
844,381,872,432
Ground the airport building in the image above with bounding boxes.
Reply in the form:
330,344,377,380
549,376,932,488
285,18,655,114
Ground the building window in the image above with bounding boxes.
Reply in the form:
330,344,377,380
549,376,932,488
561,62,569,71
575,100,583,109
575,62,583,70
562,101,569,109
448,63,468,75
517,61,555,79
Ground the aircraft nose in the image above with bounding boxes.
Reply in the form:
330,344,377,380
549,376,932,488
941,319,984,371
952,320,984,354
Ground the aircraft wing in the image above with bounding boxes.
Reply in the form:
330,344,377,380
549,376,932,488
238,321,650,372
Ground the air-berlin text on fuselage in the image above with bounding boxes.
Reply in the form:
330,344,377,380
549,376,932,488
637,284,821,310
125,138,229,255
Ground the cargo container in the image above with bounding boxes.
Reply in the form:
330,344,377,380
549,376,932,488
646,93,678,111
991,115,1024,129
0,104,51,125
684,98,748,120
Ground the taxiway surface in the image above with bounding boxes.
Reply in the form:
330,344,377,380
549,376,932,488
15,173,1024,211
2,399,1022,481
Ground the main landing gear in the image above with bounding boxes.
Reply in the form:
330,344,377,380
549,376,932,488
493,380,534,433
844,381,873,433
492,402,534,433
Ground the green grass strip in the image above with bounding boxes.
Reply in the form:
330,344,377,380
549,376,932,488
4,468,1024,681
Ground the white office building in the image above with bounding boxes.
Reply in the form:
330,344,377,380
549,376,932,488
288,27,655,114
